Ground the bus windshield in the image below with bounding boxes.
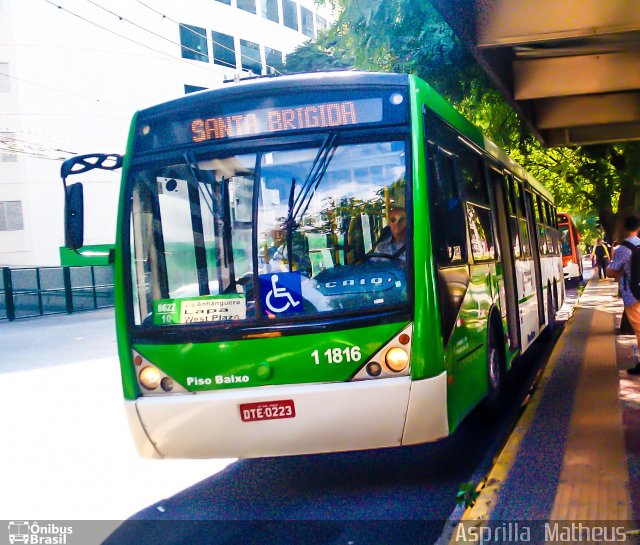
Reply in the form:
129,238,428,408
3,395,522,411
128,138,409,327
559,224,572,256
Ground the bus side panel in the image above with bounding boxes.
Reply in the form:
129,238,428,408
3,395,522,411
409,77,448,382
412,77,497,431
446,261,496,424
114,115,141,401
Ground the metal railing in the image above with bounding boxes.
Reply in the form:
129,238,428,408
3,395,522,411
0,266,114,321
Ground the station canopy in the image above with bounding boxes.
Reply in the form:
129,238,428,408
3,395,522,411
431,0,640,147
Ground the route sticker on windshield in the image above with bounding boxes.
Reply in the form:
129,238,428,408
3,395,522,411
153,294,246,325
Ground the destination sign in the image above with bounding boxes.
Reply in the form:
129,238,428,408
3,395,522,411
134,89,408,153
190,98,382,143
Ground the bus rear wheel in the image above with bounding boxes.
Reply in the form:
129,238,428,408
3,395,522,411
484,324,504,410
547,287,557,333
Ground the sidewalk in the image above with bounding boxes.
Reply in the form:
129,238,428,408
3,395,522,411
454,275,639,526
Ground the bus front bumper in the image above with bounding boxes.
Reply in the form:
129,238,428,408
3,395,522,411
125,373,449,459
563,261,580,280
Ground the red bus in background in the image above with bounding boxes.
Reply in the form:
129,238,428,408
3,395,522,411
558,212,584,286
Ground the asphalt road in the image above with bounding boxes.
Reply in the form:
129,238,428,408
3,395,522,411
107,328,566,544
0,309,232,541
0,298,572,545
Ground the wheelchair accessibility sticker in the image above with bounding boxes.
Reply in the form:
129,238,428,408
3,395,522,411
259,273,303,315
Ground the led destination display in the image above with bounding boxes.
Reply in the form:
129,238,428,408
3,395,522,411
190,98,382,142
134,88,408,153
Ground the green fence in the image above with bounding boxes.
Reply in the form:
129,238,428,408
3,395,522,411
0,266,114,321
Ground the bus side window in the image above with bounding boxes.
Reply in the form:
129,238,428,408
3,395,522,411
534,193,547,255
549,202,559,253
453,142,496,262
426,142,469,346
514,178,532,258
455,141,489,206
506,174,521,258
467,203,496,261
427,146,467,266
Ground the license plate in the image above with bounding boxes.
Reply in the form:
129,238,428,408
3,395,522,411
239,400,296,422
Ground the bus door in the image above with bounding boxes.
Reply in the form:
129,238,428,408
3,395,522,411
525,189,545,326
510,175,538,351
488,167,520,352
426,144,470,348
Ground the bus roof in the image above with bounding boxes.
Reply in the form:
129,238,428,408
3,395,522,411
134,70,553,203
137,71,409,119
408,74,554,202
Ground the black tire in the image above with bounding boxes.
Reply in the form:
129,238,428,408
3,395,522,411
547,287,556,333
483,324,504,410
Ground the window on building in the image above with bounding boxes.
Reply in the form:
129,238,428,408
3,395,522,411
300,6,314,37
214,0,231,5
240,39,262,74
179,24,209,62
184,85,208,94
315,14,327,32
0,63,9,93
237,0,256,14
265,47,284,74
261,0,279,23
0,201,24,231
282,0,298,31
0,132,17,162
212,31,236,68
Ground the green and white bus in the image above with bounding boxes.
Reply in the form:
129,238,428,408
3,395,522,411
61,72,563,458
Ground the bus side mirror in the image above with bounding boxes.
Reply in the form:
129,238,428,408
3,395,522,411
65,182,84,249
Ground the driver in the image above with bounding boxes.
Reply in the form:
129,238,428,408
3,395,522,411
372,207,407,261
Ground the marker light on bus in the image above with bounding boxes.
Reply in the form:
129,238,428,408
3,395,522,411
160,377,174,392
385,347,409,372
140,366,162,390
366,362,382,377
132,350,188,395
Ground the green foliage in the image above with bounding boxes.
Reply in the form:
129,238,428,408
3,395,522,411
286,0,479,100
456,481,480,509
285,0,640,243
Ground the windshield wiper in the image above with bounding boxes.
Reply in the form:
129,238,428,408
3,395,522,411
283,132,337,271
183,152,211,296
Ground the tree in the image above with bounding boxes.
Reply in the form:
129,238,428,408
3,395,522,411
285,0,640,244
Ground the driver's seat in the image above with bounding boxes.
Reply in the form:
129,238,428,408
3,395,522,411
374,225,391,248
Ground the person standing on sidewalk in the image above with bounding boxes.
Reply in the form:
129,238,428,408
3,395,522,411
591,238,610,279
606,215,640,374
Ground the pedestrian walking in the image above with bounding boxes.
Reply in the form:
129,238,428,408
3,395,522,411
591,238,610,279
606,215,640,374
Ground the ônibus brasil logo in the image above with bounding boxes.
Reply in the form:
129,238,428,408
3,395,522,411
8,522,73,544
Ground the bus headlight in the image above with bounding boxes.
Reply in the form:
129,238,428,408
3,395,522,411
385,347,409,372
139,365,162,390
